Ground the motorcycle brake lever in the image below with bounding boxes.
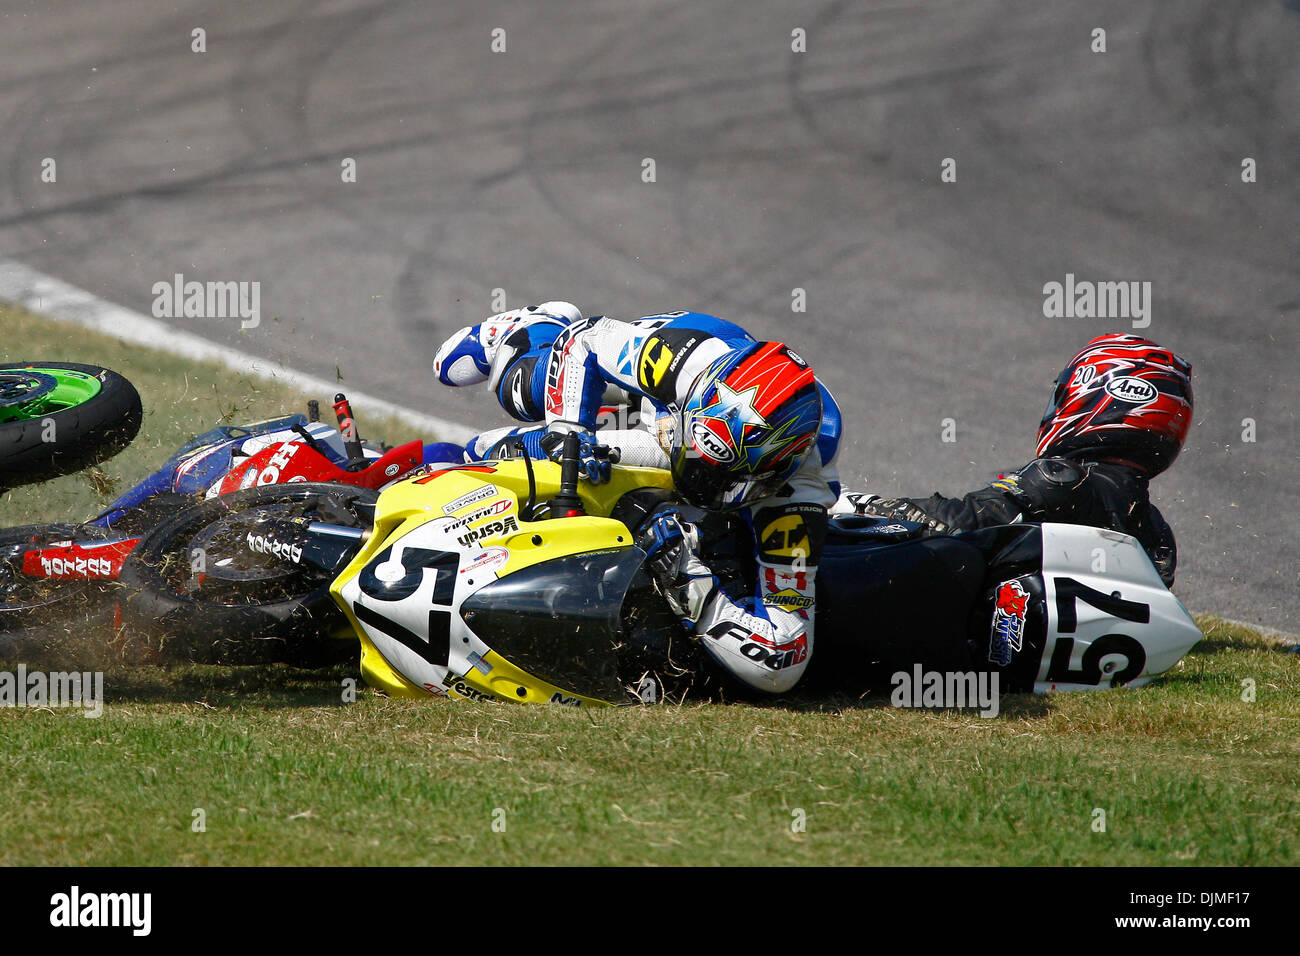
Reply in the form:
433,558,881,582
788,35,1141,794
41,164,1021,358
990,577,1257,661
290,424,327,457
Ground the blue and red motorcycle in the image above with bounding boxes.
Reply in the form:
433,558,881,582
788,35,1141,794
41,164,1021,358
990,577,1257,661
0,393,439,655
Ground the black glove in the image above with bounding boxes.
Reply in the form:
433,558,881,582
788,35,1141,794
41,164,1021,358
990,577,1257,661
845,493,952,533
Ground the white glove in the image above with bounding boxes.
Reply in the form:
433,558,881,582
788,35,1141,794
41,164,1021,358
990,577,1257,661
831,490,882,516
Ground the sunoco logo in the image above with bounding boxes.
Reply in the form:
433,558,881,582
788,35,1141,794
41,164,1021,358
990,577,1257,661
690,421,734,463
1105,376,1157,404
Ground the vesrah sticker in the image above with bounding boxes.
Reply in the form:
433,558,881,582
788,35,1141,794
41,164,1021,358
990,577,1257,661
456,517,519,547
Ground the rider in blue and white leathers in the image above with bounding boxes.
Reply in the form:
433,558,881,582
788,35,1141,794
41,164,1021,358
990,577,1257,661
432,303,843,695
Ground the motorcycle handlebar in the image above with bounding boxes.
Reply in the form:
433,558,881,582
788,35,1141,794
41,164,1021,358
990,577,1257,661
549,432,586,519
558,432,582,499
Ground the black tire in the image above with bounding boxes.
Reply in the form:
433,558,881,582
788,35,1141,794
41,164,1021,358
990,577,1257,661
0,362,143,491
117,483,376,665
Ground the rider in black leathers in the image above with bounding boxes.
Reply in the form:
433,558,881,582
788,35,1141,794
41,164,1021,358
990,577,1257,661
837,334,1193,587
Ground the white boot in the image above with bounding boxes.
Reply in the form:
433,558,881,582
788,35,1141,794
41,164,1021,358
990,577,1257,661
433,302,582,386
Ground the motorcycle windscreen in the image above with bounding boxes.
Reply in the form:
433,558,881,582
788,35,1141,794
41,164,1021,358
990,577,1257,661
459,548,645,703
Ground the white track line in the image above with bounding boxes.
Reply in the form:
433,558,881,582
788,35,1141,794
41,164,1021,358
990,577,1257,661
0,257,474,443
2,258,1293,641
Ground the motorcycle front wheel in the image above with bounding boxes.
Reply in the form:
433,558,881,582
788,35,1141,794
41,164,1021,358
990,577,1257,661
116,482,376,665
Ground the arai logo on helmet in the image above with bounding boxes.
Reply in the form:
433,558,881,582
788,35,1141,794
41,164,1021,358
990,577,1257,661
1105,376,1158,404
690,420,735,463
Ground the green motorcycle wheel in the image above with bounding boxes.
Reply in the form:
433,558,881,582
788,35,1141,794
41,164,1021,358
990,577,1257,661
0,362,143,491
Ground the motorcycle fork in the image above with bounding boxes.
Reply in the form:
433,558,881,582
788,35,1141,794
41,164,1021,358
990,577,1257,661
240,518,366,574
15,536,141,581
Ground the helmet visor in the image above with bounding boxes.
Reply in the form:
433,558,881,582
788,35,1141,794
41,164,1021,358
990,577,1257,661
1042,367,1072,430
673,453,784,511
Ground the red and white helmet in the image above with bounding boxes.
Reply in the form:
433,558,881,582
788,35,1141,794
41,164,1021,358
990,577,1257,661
666,342,823,510
1037,333,1193,478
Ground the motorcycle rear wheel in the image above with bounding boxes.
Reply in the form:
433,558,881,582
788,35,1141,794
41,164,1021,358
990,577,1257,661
0,363,143,490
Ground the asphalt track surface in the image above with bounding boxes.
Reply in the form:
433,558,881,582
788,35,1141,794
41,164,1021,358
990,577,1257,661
0,1,1296,632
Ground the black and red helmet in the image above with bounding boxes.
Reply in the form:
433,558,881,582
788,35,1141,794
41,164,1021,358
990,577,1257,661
1037,333,1193,477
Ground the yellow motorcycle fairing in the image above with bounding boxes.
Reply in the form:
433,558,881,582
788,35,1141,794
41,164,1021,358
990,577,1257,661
329,458,673,706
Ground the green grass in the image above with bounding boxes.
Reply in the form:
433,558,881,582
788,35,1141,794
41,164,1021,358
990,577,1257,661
1,616,1296,866
2,305,1298,865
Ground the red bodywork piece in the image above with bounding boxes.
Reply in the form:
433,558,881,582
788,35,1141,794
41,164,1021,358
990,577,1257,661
209,439,425,496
